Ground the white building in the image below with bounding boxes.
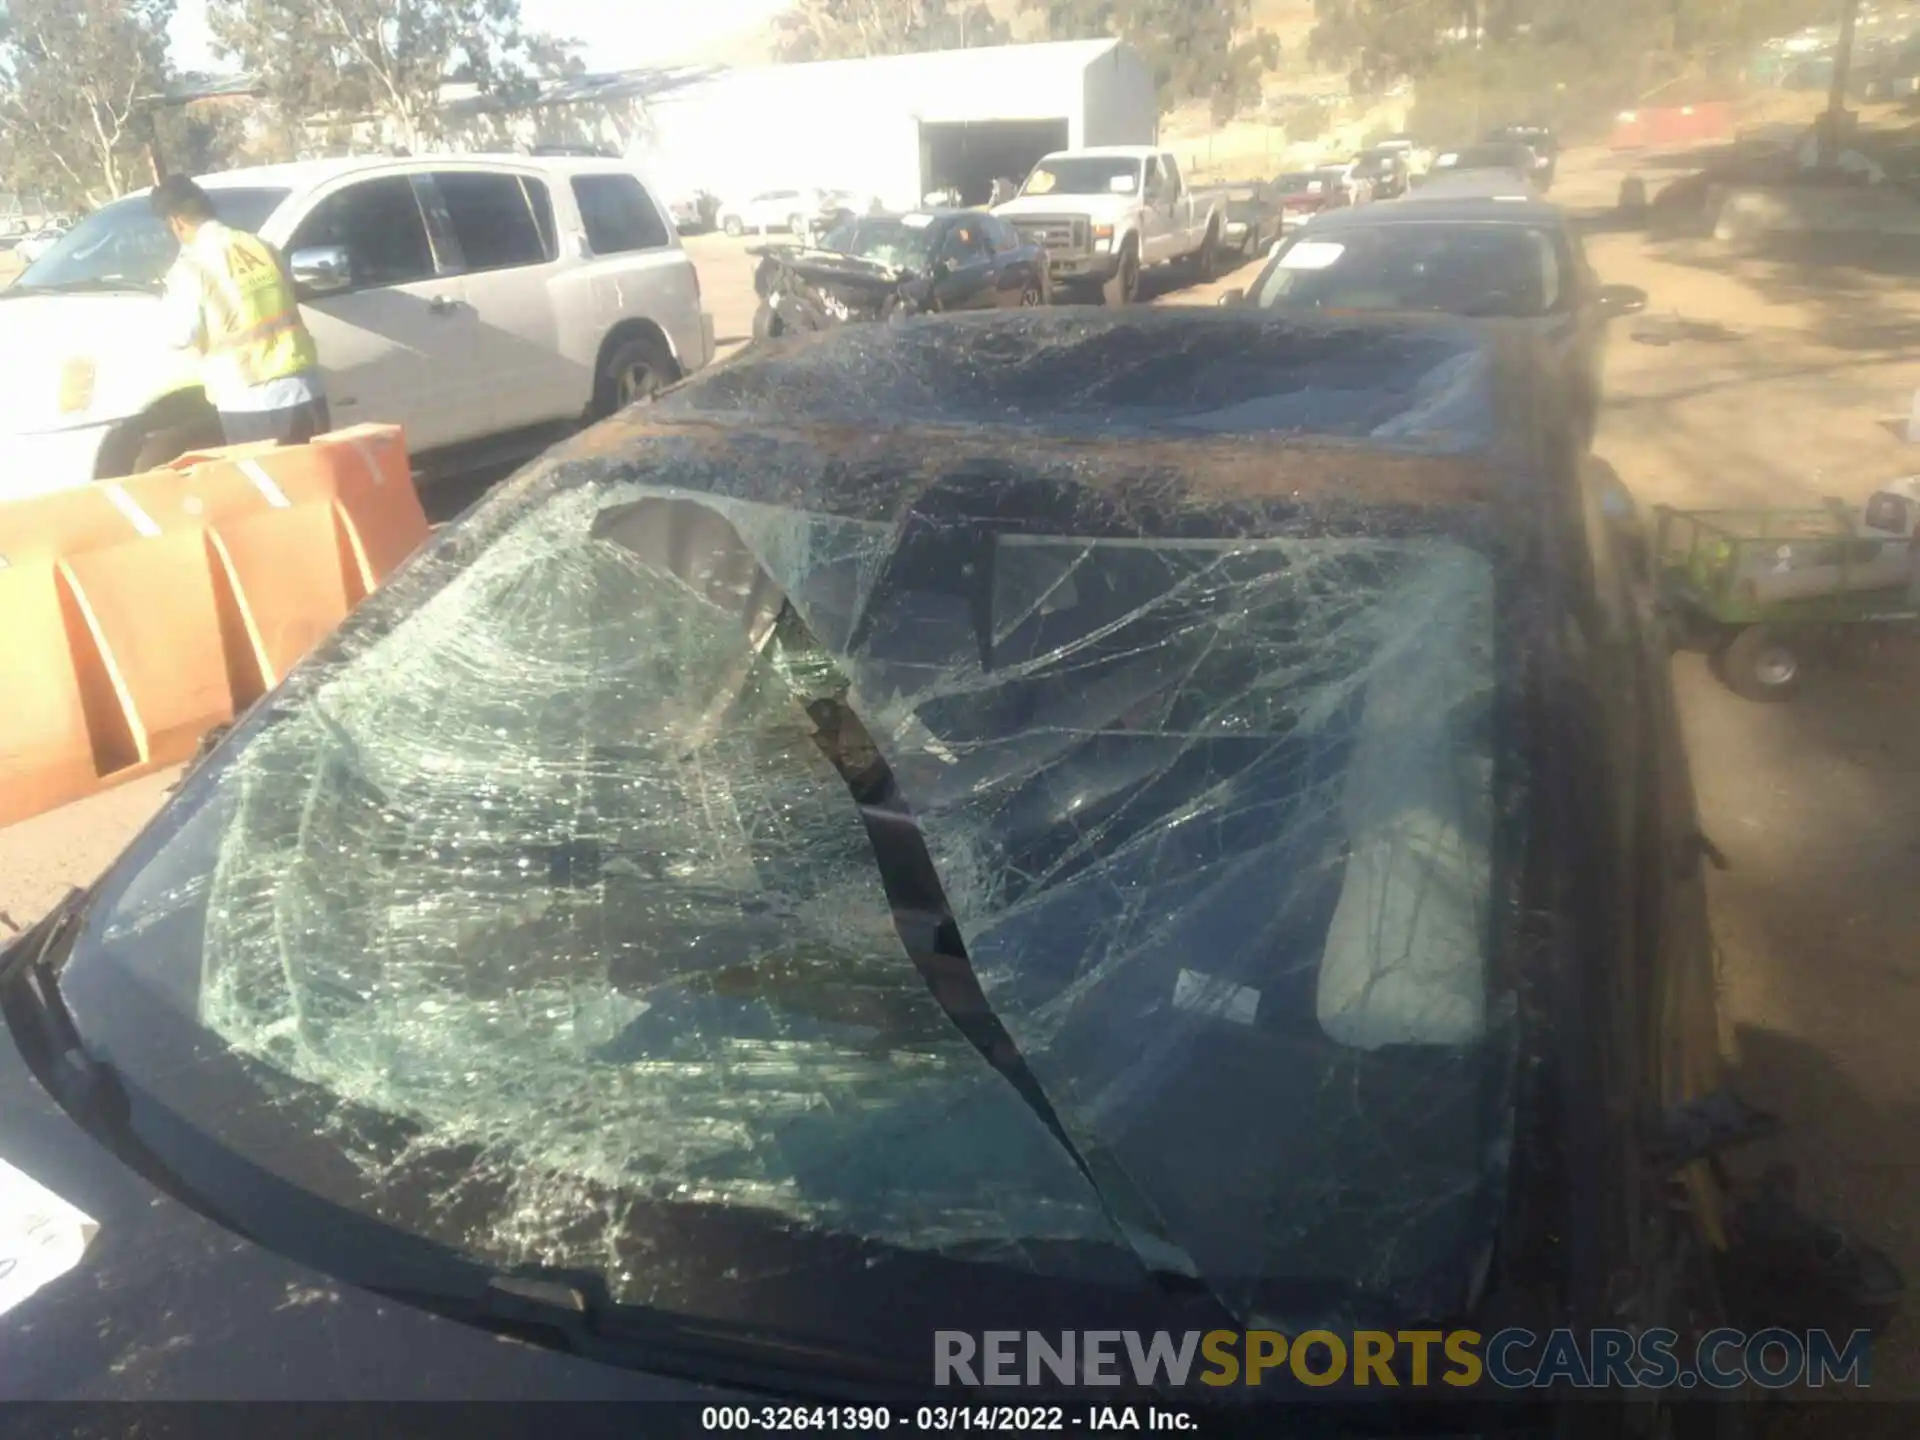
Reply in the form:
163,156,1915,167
627,39,1159,212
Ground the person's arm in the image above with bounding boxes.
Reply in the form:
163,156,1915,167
160,258,207,353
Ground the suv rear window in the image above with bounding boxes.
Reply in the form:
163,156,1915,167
571,173,671,255
432,171,556,271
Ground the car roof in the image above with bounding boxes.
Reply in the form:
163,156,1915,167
154,153,644,197
1302,189,1561,228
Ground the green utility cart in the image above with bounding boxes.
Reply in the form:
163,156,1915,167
1652,482,1920,701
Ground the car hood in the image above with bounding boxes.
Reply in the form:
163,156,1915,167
757,246,918,293
0,290,198,434
0,1000,763,1403
994,193,1136,220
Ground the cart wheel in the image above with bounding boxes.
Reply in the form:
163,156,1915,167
1713,625,1806,702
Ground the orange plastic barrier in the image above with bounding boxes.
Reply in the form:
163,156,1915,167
0,425,424,828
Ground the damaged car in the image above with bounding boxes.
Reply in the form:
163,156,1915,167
0,311,1901,1430
751,210,1049,339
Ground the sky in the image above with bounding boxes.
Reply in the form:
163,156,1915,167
167,0,790,76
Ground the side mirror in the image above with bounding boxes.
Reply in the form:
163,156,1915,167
1217,289,1247,307
1596,284,1648,317
290,245,352,298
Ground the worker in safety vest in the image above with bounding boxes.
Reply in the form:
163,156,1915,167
152,175,330,447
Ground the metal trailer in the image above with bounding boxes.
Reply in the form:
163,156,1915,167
1652,484,1920,700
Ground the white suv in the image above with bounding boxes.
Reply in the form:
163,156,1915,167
0,154,716,497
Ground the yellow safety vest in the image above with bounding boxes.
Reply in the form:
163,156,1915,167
184,225,320,400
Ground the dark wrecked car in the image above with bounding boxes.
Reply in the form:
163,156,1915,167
750,210,1049,339
0,311,1900,1434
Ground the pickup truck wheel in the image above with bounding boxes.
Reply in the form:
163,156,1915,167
1194,223,1221,283
1102,243,1140,307
594,333,676,418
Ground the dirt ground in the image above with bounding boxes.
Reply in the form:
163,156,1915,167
3,135,1917,1402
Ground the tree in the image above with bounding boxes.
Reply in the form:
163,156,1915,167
775,0,1011,62
206,0,547,154
1025,0,1282,122
0,0,175,205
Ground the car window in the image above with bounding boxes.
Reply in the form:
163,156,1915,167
1022,156,1140,197
1142,156,1163,194
938,221,992,264
1257,222,1565,319
1161,156,1184,192
986,215,1019,253
571,173,671,255
431,171,553,271
289,177,437,289
15,187,290,291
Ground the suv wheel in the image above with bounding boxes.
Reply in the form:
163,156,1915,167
594,333,677,419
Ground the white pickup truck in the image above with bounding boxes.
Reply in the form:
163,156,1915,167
992,146,1226,305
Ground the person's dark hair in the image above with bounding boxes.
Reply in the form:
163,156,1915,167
149,175,217,225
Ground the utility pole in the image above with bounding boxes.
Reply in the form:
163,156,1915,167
1820,0,1861,167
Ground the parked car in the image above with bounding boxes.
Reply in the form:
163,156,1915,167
1217,185,1648,446
1485,124,1560,190
718,189,819,237
3,307,1895,1413
1199,181,1285,259
1351,148,1412,200
1430,142,1542,186
12,221,70,265
1315,162,1373,206
1372,134,1436,178
667,190,721,233
751,209,1048,338
993,145,1228,305
1270,169,1346,230
0,155,715,497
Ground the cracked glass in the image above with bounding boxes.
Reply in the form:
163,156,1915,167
62,409,1520,1342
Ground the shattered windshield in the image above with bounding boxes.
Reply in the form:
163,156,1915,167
62,457,1514,1342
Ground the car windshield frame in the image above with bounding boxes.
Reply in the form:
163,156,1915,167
15,186,292,292
1253,221,1570,320
48,401,1546,1368
821,215,939,269
1020,156,1143,197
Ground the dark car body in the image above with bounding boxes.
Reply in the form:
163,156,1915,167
0,310,1865,1428
1227,190,1646,444
749,210,1047,337
1486,126,1559,190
